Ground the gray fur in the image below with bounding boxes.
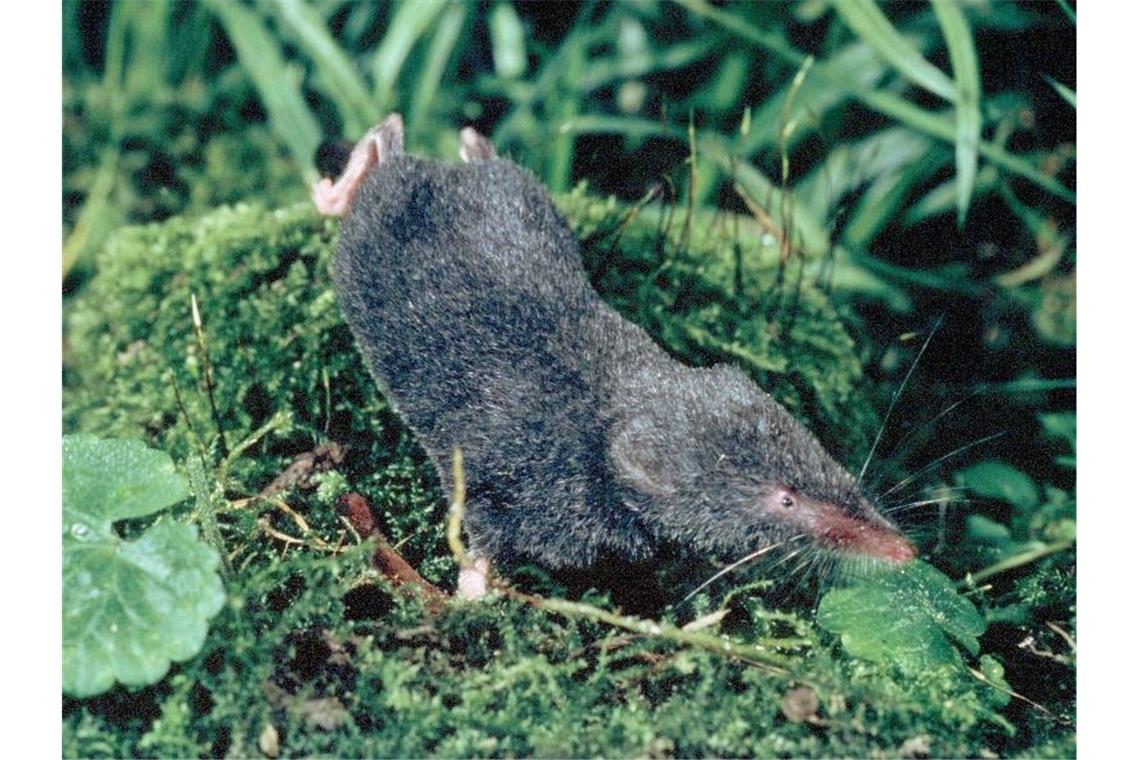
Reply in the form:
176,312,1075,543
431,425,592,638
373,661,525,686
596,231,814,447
333,152,890,569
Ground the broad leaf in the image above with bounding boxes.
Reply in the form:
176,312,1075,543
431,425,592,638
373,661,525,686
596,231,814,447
63,435,226,697
817,561,985,672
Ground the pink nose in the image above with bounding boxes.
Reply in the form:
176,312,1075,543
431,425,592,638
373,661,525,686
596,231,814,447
851,521,917,563
880,534,917,563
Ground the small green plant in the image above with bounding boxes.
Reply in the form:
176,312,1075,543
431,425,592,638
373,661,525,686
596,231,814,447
62,434,226,698
817,560,985,672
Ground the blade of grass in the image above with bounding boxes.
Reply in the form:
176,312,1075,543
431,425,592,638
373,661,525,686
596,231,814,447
370,0,448,110
557,113,687,142
842,144,938,249
489,0,527,79
829,0,956,101
1055,0,1076,25
704,51,751,113
492,8,620,148
408,3,468,132
101,0,171,95
992,181,1070,287
130,0,173,92
1045,76,1076,109
168,3,213,85
204,0,322,183
63,0,90,77
272,0,377,136
741,41,889,159
101,1,130,93
676,0,1074,203
857,86,1073,202
561,114,834,258
493,3,612,183
904,165,999,226
547,38,586,193
847,251,980,297
578,37,719,93
797,127,931,220
560,114,968,308
965,535,1074,585
932,0,982,225
340,2,380,48
62,148,122,278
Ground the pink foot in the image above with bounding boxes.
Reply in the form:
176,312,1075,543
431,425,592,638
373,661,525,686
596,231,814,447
458,126,496,164
312,113,405,217
457,556,492,600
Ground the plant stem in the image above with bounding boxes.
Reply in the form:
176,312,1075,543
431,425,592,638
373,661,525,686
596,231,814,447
964,538,1075,586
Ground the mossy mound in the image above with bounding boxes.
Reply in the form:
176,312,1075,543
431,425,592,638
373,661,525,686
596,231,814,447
62,195,1027,757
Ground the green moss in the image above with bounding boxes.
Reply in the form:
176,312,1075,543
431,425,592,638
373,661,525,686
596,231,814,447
64,543,1019,758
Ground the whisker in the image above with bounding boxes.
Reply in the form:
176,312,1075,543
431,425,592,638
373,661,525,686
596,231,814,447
813,551,839,590
882,493,973,516
886,500,975,520
857,316,944,488
810,556,833,608
880,484,970,508
877,431,1006,501
876,483,969,511
679,534,807,606
759,546,813,608
780,550,820,600
864,387,985,493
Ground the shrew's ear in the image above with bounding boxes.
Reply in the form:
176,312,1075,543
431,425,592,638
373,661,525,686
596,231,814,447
608,417,689,497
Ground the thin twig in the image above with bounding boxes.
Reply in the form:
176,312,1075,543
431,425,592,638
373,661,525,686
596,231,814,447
447,447,471,568
962,538,1075,586
967,666,1072,725
1046,621,1077,653
220,410,291,480
168,370,210,462
190,293,229,456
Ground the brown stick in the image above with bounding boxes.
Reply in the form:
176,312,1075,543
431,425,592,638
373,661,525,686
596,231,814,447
337,493,445,601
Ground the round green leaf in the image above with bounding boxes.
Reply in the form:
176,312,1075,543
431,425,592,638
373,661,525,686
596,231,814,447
817,561,985,673
64,433,190,530
63,435,226,698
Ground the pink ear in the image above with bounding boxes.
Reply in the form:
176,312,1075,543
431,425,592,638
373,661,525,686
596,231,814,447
312,114,405,218
459,127,497,163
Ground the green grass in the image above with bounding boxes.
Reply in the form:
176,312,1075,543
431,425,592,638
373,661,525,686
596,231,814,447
63,1,1075,756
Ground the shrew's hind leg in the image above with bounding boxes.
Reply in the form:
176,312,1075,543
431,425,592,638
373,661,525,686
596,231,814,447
312,113,405,217
457,556,493,600
458,126,497,163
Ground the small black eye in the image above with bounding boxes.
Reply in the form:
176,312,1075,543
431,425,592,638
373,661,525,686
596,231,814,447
780,494,795,509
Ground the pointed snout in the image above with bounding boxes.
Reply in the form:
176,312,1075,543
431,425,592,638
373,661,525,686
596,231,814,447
795,498,917,563
861,526,917,563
